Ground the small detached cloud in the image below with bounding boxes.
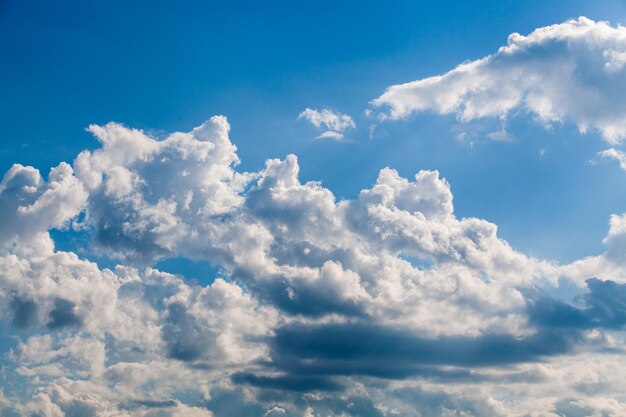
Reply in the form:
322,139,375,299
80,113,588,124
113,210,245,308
596,148,626,171
486,129,513,143
372,17,626,144
298,108,355,140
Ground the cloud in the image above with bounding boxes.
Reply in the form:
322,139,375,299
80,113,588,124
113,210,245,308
596,148,626,171
561,211,626,283
46,298,83,330
231,372,343,392
314,130,345,141
0,162,87,255
486,129,513,142
298,108,355,140
267,322,578,380
372,17,626,143
527,278,626,329
1,115,626,415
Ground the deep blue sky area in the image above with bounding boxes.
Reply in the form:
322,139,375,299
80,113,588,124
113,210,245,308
3,0,626,264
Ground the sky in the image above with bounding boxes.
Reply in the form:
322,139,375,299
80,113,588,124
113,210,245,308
3,1,626,416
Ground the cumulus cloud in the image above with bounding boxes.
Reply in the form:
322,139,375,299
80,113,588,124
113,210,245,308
1,115,625,416
372,17,626,143
298,108,355,140
0,162,87,255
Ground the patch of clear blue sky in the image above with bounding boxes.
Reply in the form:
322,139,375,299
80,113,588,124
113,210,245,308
2,0,626,272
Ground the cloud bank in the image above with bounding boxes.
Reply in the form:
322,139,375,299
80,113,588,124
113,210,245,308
1,114,626,416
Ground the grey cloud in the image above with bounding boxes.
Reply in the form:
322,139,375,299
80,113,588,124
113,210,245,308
264,322,578,382
10,296,83,331
585,278,626,327
47,298,82,330
162,302,215,362
527,278,626,330
255,278,366,318
10,297,38,329
203,389,267,417
128,400,178,408
231,373,343,392
273,324,577,372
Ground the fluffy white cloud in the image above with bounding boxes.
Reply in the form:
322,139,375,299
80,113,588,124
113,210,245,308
0,162,87,255
298,108,355,140
0,251,276,416
372,17,626,143
0,115,625,416
73,116,254,264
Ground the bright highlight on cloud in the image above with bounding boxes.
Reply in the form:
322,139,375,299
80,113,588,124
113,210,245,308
1,113,626,416
372,17,626,144
298,108,355,140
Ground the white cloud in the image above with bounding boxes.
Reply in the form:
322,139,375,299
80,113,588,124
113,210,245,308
486,129,513,142
372,17,626,143
0,162,87,255
1,115,626,415
560,211,626,284
314,130,345,141
298,108,355,140
596,148,626,171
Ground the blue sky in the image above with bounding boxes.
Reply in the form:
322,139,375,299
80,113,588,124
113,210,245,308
4,0,626,263
4,1,626,416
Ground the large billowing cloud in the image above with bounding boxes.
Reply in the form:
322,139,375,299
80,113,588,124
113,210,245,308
1,115,626,416
372,17,626,144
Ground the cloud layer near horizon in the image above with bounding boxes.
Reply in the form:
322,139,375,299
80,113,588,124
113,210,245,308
1,114,626,416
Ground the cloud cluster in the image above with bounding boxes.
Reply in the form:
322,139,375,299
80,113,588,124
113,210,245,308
298,108,355,140
372,17,626,144
1,114,626,416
